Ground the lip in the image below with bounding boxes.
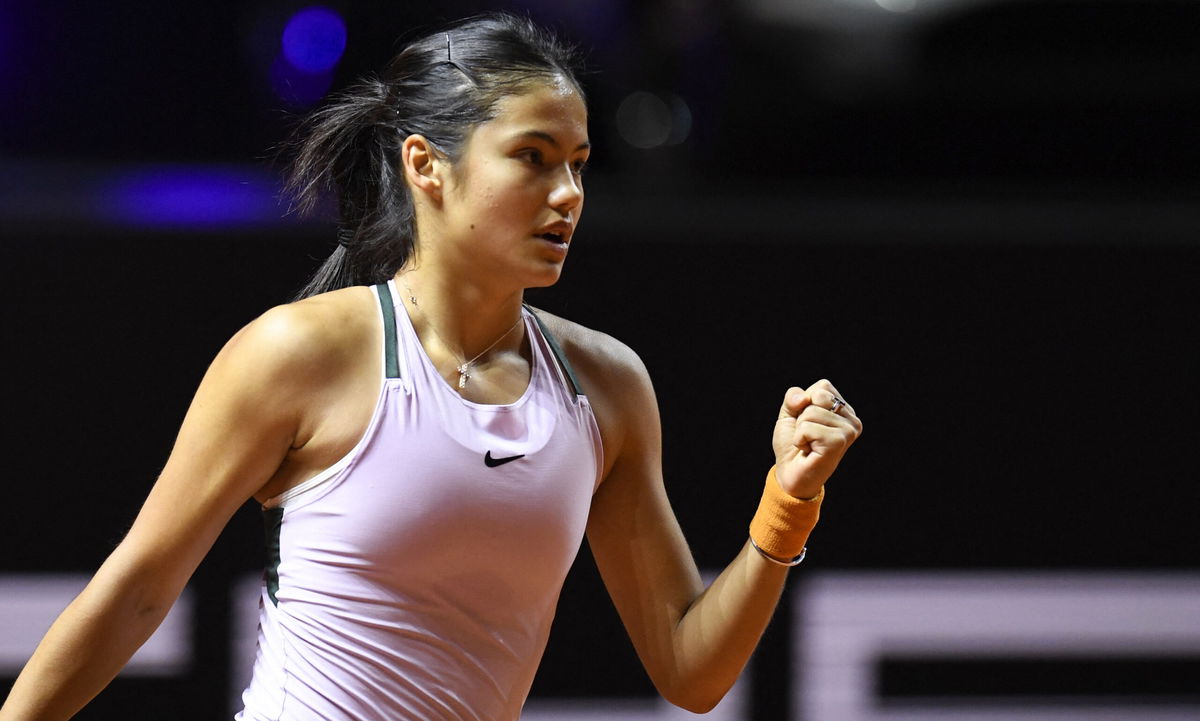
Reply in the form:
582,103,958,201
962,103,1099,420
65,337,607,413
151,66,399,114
533,220,574,246
536,234,570,259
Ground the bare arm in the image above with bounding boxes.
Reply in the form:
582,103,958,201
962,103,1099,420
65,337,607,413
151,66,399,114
0,301,350,721
585,341,861,713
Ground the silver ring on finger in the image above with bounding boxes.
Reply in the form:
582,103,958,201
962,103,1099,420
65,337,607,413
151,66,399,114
830,395,846,414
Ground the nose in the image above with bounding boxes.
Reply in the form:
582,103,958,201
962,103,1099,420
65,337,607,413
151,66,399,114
549,165,583,215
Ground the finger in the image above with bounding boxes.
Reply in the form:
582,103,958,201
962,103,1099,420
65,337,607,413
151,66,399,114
796,402,850,425
830,394,857,424
792,419,856,457
808,379,855,417
820,390,863,434
805,380,836,409
777,386,811,421
806,379,836,396
795,404,863,439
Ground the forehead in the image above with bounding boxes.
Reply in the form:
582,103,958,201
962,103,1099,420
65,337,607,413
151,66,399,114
479,76,589,144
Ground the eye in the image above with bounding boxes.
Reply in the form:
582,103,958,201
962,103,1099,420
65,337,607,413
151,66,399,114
519,149,544,165
571,159,589,176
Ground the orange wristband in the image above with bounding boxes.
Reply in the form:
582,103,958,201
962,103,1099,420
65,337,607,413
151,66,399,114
749,466,823,561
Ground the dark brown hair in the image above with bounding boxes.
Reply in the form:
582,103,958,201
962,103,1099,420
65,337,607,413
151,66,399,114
286,12,584,299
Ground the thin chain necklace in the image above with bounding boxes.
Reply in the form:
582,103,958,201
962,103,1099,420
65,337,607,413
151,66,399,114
401,280,523,389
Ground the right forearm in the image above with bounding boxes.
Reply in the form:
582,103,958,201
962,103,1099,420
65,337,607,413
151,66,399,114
0,567,175,721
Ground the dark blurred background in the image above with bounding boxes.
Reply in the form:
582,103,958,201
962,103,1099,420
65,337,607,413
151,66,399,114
2,1,1197,719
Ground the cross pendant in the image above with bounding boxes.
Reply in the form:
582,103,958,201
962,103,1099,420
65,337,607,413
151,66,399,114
457,363,470,388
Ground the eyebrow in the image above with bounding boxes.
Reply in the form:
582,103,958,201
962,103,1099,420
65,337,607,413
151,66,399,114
512,130,591,152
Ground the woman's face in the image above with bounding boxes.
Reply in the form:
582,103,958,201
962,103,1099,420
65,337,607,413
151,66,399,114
437,75,590,290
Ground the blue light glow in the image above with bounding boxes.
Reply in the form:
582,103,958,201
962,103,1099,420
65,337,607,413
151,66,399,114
99,166,283,229
281,7,346,74
270,53,335,108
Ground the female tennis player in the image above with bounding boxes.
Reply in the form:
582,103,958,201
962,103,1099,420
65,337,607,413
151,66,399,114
0,13,861,721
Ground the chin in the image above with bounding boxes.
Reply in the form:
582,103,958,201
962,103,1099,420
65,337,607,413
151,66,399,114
522,262,566,289
525,272,564,290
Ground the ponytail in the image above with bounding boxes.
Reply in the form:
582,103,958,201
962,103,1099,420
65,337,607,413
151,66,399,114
286,77,414,300
283,12,585,301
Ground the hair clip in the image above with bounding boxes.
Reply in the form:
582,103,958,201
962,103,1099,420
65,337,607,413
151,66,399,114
441,31,476,85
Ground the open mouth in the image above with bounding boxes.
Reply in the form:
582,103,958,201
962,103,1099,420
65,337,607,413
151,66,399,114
537,232,567,244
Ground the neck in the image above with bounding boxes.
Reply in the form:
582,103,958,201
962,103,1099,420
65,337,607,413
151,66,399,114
394,265,525,360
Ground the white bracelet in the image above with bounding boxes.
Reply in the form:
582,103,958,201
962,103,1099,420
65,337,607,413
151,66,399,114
749,536,807,567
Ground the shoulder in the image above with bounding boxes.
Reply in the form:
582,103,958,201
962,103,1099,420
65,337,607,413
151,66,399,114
228,286,379,369
528,307,658,470
528,306,649,390
208,285,381,401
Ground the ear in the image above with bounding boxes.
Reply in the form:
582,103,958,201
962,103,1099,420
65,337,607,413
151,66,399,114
400,134,445,202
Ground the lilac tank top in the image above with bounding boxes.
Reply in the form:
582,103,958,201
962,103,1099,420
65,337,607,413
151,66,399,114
236,280,604,720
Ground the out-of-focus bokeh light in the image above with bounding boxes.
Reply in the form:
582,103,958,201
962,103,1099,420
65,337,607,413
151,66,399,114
281,6,346,73
270,53,336,108
615,92,692,149
269,6,346,108
99,166,283,229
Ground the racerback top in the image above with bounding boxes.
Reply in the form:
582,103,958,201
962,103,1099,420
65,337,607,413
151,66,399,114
236,280,604,720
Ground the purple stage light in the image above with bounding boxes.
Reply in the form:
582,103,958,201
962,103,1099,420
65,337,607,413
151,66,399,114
99,166,283,229
269,53,334,108
281,7,347,74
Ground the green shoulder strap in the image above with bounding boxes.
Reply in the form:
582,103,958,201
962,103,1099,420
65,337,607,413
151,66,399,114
375,283,400,379
525,305,584,397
